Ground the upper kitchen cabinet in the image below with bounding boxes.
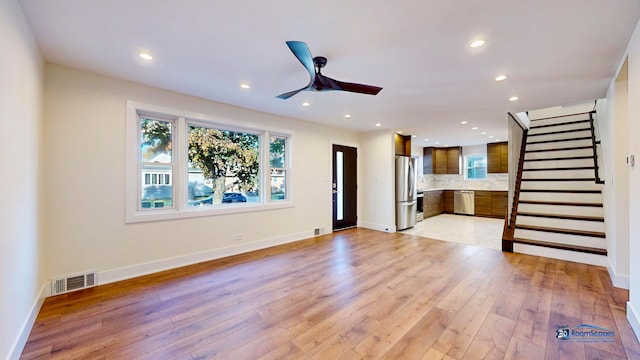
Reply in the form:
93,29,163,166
394,134,411,156
423,146,461,174
487,141,508,173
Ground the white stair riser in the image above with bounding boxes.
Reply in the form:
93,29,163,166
528,122,591,135
526,139,592,151
527,130,592,143
525,148,593,160
514,229,606,249
529,114,591,127
516,216,605,233
523,158,594,169
522,169,595,179
517,203,603,217
521,181,600,190
519,191,602,203
513,244,607,267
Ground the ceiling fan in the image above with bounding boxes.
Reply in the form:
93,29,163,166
276,41,383,99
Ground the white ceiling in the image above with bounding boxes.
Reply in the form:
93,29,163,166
19,1,640,146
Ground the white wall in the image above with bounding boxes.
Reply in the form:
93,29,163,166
598,66,630,289
624,19,640,339
0,0,44,358
359,130,395,232
42,64,360,283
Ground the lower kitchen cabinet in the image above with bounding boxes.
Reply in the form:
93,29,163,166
424,190,443,219
475,190,507,219
474,191,492,217
491,191,508,218
423,189,506,219
443,190,454,213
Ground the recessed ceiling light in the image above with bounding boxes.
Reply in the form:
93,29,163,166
495,75,507,82
240,83,250,89
444,144,449,147
375,123,382,127
412,135,417,138
509,96,519,101
495,139,501,142
345,114,352,118
435,141,440,145
139,52,153,60
302,102,310,107
461,121,468,125
397,131,403,134
481,131,487,135
470,39,485,48
424,138,430,142
488,135,494,138
472,127,478,130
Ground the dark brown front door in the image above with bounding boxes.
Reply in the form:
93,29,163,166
332,144,357,231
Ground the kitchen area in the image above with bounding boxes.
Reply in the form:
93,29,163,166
395,134,508,250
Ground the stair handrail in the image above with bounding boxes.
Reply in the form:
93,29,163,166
502,112,528,252
589,101,605,184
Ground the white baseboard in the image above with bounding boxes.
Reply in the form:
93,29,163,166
9,283,48,360
607,260,630,289
359,221,395,233
627,302,640,343
99,229,319,285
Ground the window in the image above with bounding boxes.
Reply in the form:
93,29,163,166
126,101,293,223
465,155,487,180
140,117,174,209
269,136,288,201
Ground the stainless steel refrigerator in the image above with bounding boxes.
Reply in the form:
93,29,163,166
396,156,417,230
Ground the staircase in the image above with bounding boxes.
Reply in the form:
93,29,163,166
512,111,607,266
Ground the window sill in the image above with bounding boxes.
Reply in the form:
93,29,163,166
125,201,294,223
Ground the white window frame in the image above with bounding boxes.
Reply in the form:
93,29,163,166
126,101,294,223
464,154,488,180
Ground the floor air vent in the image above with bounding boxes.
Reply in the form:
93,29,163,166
51,271,97,295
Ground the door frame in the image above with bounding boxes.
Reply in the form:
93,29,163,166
330,141,359,231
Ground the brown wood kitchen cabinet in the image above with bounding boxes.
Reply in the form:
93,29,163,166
395,134,411,156
423,146,461,174
443,190,454,213
491,191,508,218
487,141,508,173
474,191,492,217
474,190,508,218
423,190,444,219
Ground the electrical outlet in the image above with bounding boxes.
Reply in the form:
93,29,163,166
628,154,635,167
314,228,320,236
234,233,243,241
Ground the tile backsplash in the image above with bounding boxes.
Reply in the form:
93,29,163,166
418,173,508,191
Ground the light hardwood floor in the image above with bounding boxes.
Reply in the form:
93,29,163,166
21,228,640,359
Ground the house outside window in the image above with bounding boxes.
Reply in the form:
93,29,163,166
126,101,293,223
465,155,487,180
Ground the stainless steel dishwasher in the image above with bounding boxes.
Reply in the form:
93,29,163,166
454,190,475,215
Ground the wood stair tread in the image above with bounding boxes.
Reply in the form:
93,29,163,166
513,238,607,255
515,224,605,238
527,128,591,137
524,155,594,162
519,200,603,207
529,119,591,130
522,166,594,171
517,212,604,222
521,178,596,181
525,146,592,153
529,112,593,121
520,189,601,193
527,136,592,145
